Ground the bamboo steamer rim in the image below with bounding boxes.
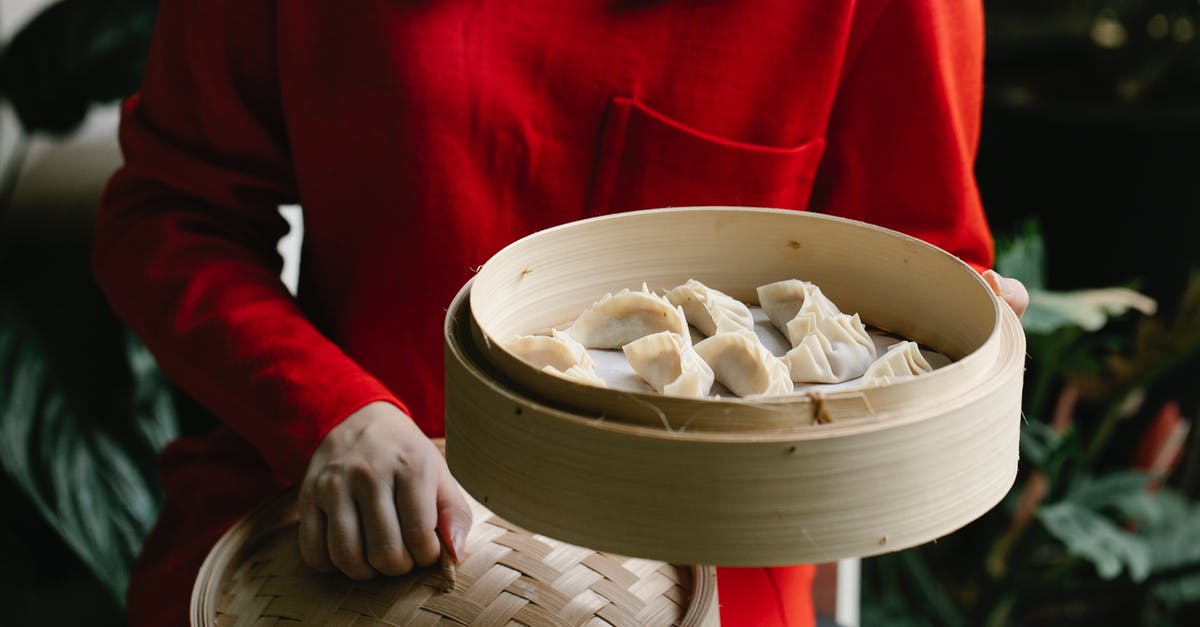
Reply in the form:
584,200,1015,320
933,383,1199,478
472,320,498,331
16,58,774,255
468,206,1007,435
448,206,1026,565
446,284,1025,564
190,472,719,626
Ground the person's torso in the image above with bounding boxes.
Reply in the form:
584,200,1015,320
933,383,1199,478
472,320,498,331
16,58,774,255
276,0,877,434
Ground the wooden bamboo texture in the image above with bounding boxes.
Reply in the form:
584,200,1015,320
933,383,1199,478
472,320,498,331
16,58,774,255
446,207,1026,566
191,487,718,627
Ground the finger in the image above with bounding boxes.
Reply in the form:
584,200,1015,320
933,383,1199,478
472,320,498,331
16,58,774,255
983,270,1029,318
395,462,441,568
323,487,377,581
982,269,1003,296
435,468,474,563
1001,277,1029,318
357,476,414,576
298,496,335,573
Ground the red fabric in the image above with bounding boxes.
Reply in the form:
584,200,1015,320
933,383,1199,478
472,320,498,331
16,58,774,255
94,1,992,626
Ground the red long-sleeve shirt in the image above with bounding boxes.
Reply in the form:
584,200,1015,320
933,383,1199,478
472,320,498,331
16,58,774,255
94,1,992,625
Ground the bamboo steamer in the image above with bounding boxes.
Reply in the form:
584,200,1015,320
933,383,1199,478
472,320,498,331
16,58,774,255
447,206,1025,566
191,481,719,626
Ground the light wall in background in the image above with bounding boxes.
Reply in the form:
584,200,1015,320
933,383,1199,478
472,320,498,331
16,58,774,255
1,0,124,228
0,0,305,284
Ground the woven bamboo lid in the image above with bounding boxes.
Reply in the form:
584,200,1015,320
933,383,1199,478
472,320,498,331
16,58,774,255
447,207,1026,566
191,487,718,626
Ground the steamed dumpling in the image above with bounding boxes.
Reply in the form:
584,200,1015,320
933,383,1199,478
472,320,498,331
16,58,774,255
665,279,754,337
757,279,842,346
505,329,606,387
504,329,595,372
784,313,877,383
543,364,607,387
570,284,689,349
863,341,932,385
694,316,792,398
623,331,714,398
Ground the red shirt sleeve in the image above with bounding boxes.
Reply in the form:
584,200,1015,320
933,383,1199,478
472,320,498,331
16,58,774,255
811,0,994,273
93,0,406,484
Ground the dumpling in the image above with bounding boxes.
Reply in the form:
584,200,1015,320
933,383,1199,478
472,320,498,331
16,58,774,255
783,313,877,383
505,329,606,387
504,329,595,372
623,331,714,398
543,364,607,387
569,284,689,349
756,279,842,346
863,341,932,385
665,279,754,337
693,316,792,398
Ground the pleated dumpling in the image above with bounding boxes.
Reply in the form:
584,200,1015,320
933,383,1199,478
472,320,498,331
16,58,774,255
784,313,877,383
757,279,842,346
693,316,792,398
504,328,595,372
664,279,754,337
570,284,689,349
623,331,714,398
505,329,606,387
863,341,932,385
543,364,607,387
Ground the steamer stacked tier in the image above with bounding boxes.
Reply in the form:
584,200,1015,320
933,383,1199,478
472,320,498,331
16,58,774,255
447,207,1025,566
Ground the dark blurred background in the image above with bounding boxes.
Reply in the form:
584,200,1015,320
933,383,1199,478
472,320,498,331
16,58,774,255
978,0,1200,311
0,1,1197,626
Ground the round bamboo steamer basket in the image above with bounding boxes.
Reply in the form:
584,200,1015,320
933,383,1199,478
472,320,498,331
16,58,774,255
190,479,719,626
447,206,1025,566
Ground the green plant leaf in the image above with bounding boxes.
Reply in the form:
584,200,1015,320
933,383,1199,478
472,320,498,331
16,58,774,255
125,331,180,453
1036,471,1160,582
1039,425,1083,494
1023,287,1158,335
862,552,940,627
1143,491,1200,608
898,549,970,627
860,595,935,627
1038,475,1200,592
1067,472,1160,526
1037,501,1152,581
1019,419,1062,468
994,219,1047,291
0,297,177,603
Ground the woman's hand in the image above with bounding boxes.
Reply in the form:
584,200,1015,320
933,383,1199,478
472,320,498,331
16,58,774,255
983,269,1029,318
298,402,472,580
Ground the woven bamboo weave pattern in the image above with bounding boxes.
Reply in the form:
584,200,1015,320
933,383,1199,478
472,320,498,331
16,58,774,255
213,497,699,627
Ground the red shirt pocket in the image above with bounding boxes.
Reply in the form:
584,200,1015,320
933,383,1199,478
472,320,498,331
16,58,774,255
588,97,826,216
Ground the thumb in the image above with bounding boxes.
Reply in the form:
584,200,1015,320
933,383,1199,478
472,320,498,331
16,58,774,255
436,468,474,563
983,270,1029,319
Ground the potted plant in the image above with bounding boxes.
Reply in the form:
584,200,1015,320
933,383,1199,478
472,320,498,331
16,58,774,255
863,222,1200,626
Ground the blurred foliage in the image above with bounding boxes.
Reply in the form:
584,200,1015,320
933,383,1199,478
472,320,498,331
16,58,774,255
0,295,178,603
987,0,1200,106
0,0,157,136
863,222,1200,626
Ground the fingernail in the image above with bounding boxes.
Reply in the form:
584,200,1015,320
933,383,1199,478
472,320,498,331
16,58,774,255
982,270,1001,294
